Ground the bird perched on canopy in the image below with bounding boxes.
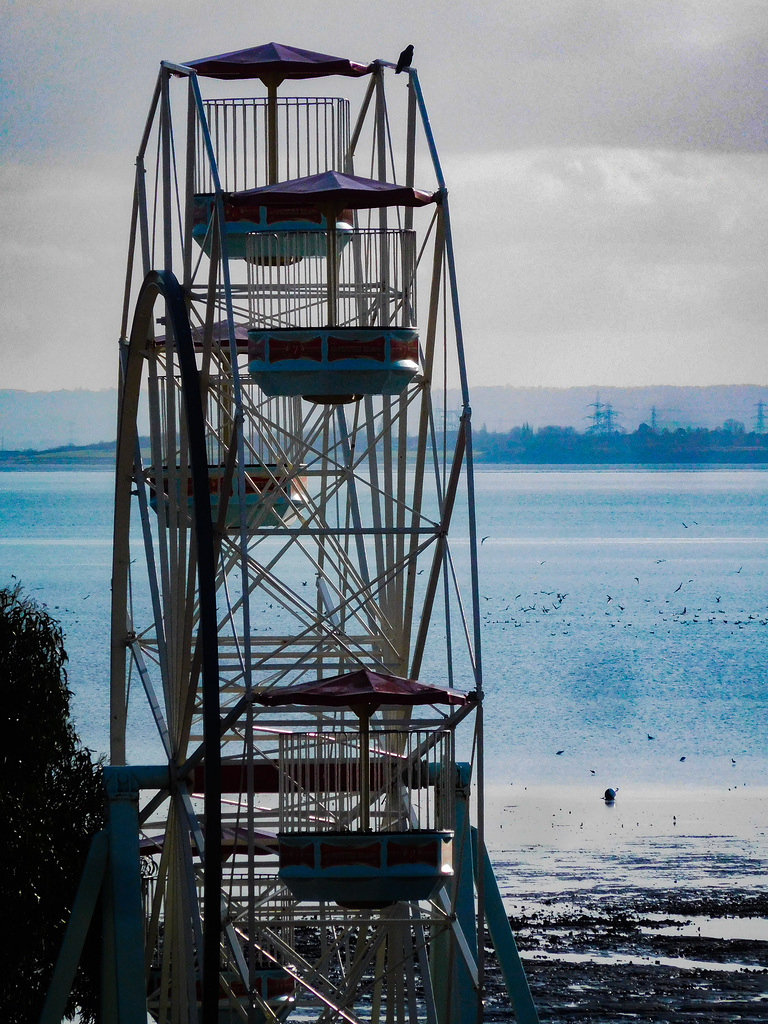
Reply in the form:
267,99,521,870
396,44,414,74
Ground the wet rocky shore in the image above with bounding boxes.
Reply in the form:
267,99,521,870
485,887,768,1022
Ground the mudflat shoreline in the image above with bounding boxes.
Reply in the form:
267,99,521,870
495,886,768,1022
482,784,768,1021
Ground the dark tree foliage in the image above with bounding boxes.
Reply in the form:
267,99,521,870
0,586,104,1024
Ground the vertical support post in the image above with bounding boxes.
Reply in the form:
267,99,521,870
358,710,371,831
453,764,477,960
101,873,118,1023
183,79,197,290
267,79,279,184
335,406,372,592
374,67,388,186
404,78,417,232
471,829,540,1024
103,767,155,1024
430,762,477,1024
111,340,131,768
401,215,445,668
374,65,389,322
160,68,173,273
436,763,478,1024
326,210,339,327
411,69,488,1018
136,158,151,275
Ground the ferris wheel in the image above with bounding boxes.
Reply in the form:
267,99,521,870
95,41,538,1024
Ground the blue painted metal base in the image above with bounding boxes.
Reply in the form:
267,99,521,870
430,763,477,1024
429,765,540,1024
40,768,171,1024
472,827,540,1024
41,762,538,1024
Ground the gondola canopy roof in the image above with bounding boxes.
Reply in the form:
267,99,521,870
231,170,438,212
257,667,470,709
183,42,373,81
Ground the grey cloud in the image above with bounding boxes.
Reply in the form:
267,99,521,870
1,2,765,390
2,1,767,158
447,148,768,355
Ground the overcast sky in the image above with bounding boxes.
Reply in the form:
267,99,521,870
1,0,766,391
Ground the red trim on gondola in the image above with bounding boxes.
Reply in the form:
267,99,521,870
265,977,295,999
223,198,251,222
389,336,419,362
193,762,281,793
192,760,410,794
279,843,316,869
151,469,282,499
319,841,382,869
206,472,277,497
191,971,294,1001
249,338,266,360
289,762,389,791
386,838,438,868
327,335,386,362
265,204,324,225
269,336,323,363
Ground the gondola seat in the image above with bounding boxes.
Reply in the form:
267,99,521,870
192,194,353,262
248,326,419,401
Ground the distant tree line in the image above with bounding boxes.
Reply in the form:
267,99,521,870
468,421,768,464
2,426,768,470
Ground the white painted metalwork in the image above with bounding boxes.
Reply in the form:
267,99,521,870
276,726,454,833
246,228,417,329
111,49,494,1024
196,97,350,192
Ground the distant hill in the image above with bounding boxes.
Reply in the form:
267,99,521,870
0,390,150,451
0,441,117,470
0,390,119,450
1,385,766,450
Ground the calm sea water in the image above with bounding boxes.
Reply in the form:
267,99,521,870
1,467,765,790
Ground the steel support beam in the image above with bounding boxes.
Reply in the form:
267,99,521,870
103,768,150,1024
39,767,172,1024
471,827,539,1024
38,831,108,1024
430,763,477,1024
